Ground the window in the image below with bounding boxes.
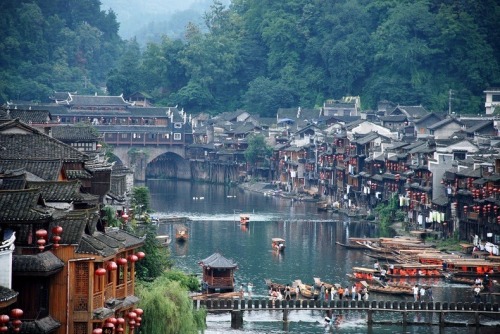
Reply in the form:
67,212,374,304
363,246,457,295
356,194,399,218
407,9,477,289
174,123,182,128
492,94,500,102
121,133,128,139
174,133,182,140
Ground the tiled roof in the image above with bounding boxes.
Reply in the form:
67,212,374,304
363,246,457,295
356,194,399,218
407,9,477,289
51,125,100,141
77,233,118,257
13,251,64,275
465,120,494,134
379,115,407,122
414,112,443,124
21,316,61,333
66,94,131,107
26,180,89,202
0,159,62,181
0,188,50,221
104,229,145,248
392,105,429,118
0,168,27,190
65,169,93,179
199,252,238,269
427,118,462,130
0,286,18,304
8,109,52,123
51,210,89,245
0,119,90,162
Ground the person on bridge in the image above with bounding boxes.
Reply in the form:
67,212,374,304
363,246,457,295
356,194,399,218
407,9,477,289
247,283,253,298
413,285,419,302
320,283,326,301
338,286,344,300
351,284,357,301
284,284,291,300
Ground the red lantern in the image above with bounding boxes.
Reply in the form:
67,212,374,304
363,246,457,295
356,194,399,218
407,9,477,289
10,309,23,318
0,327,7,333
117,318,125,325
106,317,118,325
107,261,118,271
0,315,9,324
134,309,143,316
128,312,137,320
128,255,139,263
95,268,107,276
35,229,48,239
117,258,128,266
52,226,63,235
121,213,129,221
92,329,103,334
103,322,115,329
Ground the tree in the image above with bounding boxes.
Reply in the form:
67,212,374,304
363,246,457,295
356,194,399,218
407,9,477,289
244,134,272,176
138,278,206,334
134,224,172,281
243,77,295,117
131,186,151,215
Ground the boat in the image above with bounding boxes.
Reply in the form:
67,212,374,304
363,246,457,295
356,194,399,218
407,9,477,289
385,263,443,278
155,235,171,247
293,280,318,299
359,281,413,296
175,225,189,242
191,291,243,300
313,277,339,290
271,238,286,252
444,273,476,285
317,201,330,212
443,260,500,277
335,241,366,250
264,279,296,296
240,214,250,225
347,267,381,283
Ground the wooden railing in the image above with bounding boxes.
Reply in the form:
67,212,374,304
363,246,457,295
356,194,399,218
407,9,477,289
194,298,500,328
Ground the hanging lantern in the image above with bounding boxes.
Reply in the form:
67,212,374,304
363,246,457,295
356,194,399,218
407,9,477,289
10,309,22,332
117,258,127,266
107,261,118,271
106,317,118,325
136,252,145,260
128,255,139,263
37,238,46,251
121,213,129,221
128,311,137,320
92,329,103,334
134,309,143,317
0,315,9,324
36,229,48,251
95,268,107,276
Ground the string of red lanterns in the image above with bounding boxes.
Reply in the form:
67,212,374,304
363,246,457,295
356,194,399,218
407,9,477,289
35,229,47,251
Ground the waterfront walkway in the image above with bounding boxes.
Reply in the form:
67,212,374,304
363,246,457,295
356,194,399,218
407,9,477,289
194,298,500,329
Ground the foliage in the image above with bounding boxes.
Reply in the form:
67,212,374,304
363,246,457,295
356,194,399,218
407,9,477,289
102,205,121,227
244,134,272,166
2,0,500,114
162,269,200,292
134,223,173,281
131,186,151,215
137,278,206,334
374,194,403,237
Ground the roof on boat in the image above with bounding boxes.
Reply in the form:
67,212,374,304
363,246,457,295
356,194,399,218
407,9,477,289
393,264,442,269
272,238,285,242
352,267,378,273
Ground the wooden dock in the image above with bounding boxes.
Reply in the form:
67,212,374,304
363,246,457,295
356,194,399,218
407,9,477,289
194,298,500,329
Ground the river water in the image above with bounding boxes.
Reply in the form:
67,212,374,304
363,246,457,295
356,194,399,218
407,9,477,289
147,180,498,334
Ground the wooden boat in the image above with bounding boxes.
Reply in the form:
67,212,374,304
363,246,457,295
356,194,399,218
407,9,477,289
175,225,188,242
264,279,296,296
240,214,250,225
191,291,243,300
294,280,318,299
385,263,443,278
364,252,400,263
361,243,393,254
443,260,500,277
444,273,476,285
313,277,339,290
155,235,171,247
317,201,330,212
335,241,366,250
347,267,381,283
272,238,286,252
360,281,413,296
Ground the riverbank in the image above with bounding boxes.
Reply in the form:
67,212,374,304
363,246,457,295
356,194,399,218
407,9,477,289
237,181,318,202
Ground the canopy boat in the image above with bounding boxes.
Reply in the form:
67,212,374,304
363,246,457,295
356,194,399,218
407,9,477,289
444,273,476,285
385,263,443,278
240,214,250,225
175,225,189,242
443,260,500,277
347,267,381,283
272,238,286,252
264,279,296,297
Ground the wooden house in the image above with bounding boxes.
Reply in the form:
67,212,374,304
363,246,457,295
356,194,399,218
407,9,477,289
198,253,238,293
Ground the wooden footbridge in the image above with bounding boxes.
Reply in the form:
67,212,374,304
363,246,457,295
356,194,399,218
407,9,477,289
193,298,500,329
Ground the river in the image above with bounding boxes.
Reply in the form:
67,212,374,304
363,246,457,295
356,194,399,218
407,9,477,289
146,180,498,334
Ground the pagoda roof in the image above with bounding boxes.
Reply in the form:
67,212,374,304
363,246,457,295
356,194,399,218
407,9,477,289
199,252,238,269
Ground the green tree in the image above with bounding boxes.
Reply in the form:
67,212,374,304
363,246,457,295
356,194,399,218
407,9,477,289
244,134,272,176
134,224,172,281
138,278,206,334
131,186,151,215
243,77,296,117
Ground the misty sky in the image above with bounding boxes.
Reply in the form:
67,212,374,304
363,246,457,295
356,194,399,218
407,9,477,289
100,0,230,39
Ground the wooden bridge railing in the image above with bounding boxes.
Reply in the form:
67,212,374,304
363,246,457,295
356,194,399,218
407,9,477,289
193,298,500,328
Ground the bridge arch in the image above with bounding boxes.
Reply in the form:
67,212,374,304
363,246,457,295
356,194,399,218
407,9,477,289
110,145,188,181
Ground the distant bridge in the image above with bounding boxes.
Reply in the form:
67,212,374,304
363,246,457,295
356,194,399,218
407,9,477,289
194,298,500,329
96,125,190,181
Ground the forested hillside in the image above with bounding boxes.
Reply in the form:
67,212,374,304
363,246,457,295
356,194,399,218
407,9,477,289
1,0,499,115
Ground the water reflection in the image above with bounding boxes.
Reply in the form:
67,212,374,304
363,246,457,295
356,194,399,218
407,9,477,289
147,180,496,333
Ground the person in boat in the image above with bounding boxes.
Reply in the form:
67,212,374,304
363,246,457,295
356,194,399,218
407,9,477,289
380,268,387,282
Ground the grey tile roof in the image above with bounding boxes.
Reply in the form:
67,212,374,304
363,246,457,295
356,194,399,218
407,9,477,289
21,316,61,333
77,233,118,257
427,118,462,130
0,159,62,181
65,169,93,179
66,94,131,107
392,105,429,118
51,125,100,141
379,115,408,122
0,188,50,221
104,229,145,248
0,168,27,190
8,109,52,123
0,119,90,162
199,252,238,269
465,120,494,134
51,210,89,245
0,285,18,304
13,251,64,275
26,180,95,203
